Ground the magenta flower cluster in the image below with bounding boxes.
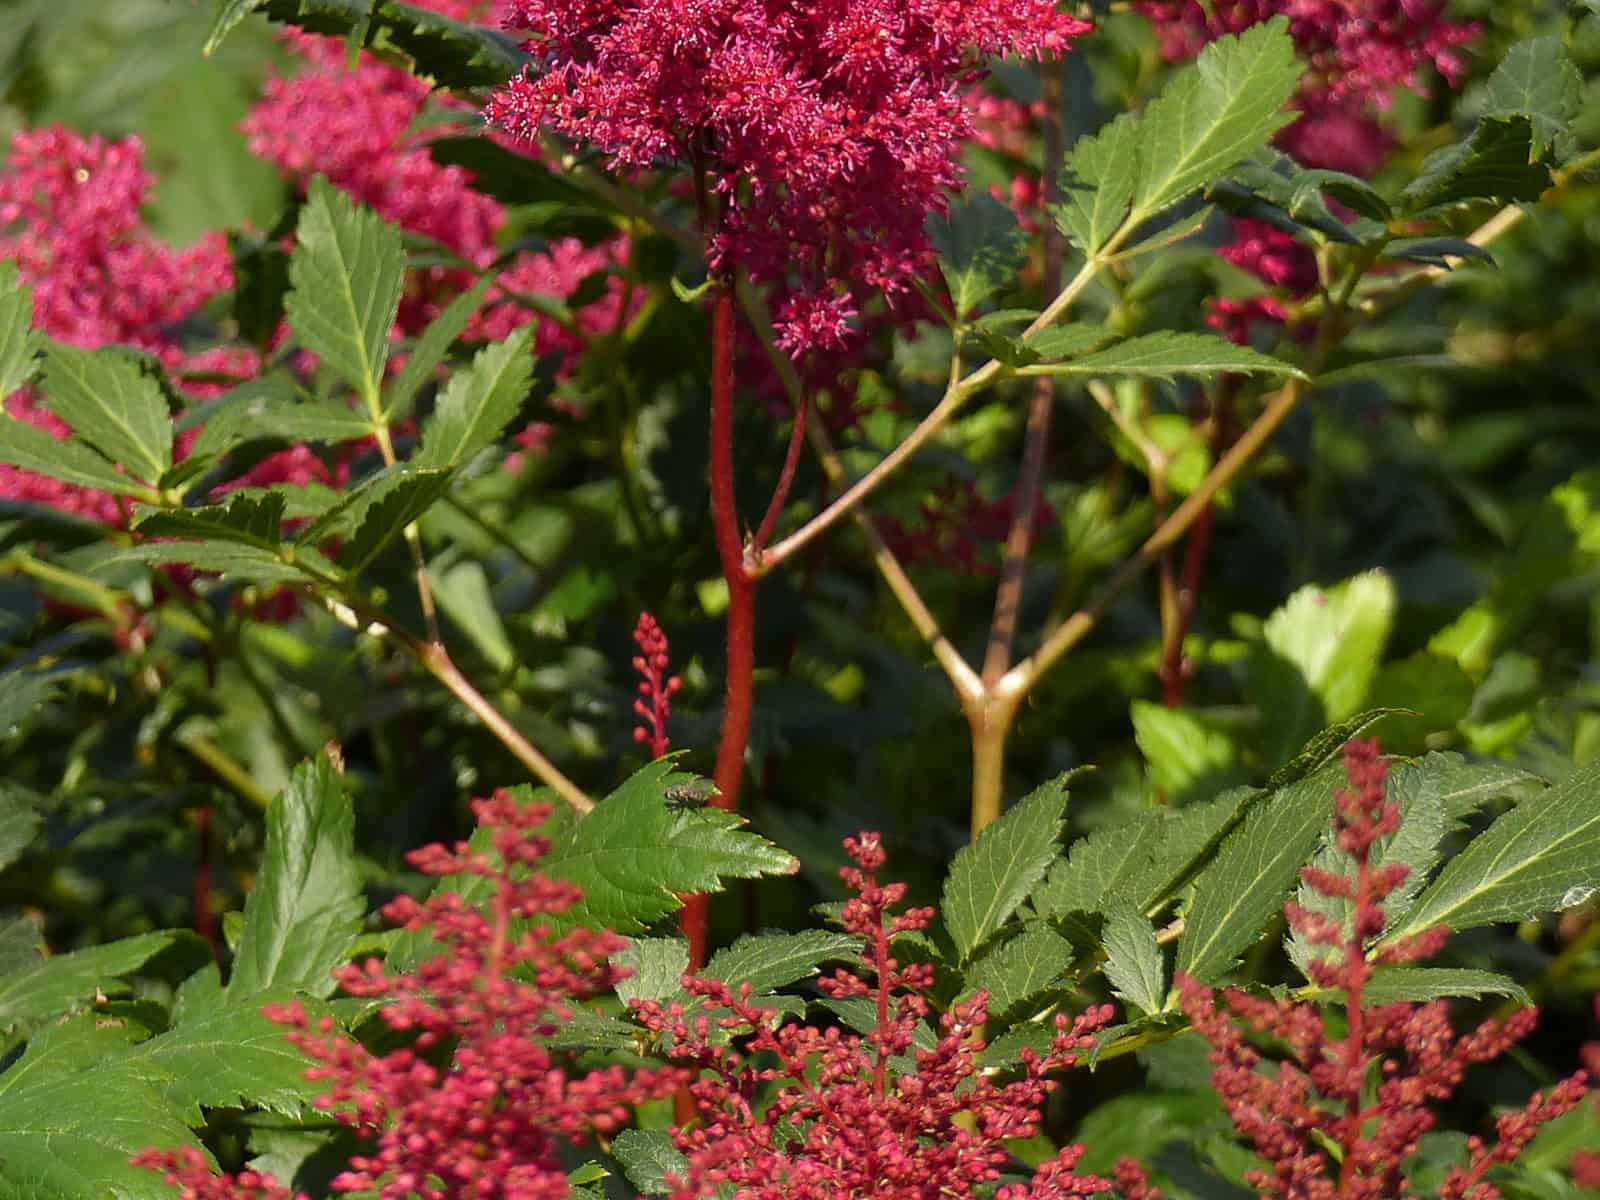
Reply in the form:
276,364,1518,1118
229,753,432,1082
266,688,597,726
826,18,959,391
486,0,1090,352
631,611,682,759
1179,740,1591,1200
632,831,1135,1200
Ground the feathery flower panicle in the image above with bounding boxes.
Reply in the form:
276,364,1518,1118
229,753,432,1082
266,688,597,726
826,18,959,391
633,831,1131,1200
631,611,682,759
487,0,1091,353
242,13,638,357
1179,739,1590,1200
141,791,682,1199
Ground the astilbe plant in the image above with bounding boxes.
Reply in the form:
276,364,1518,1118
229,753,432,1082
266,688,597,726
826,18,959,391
1178,740,1591,1200
631,611,681,759
487,0,1091,351
632,832,1136,1200
138,791,683,1200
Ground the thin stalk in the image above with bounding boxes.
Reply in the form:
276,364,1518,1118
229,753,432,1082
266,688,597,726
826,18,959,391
752,397,808,554
969,59,1068,833
734,280,982,704
180,731,274,810
417,640,594,814
362,389,443,647
754,216,1129,578
1009,376,1308,697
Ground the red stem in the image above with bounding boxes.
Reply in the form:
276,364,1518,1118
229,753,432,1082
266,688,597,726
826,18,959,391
753,397,807,554
680,285,754,970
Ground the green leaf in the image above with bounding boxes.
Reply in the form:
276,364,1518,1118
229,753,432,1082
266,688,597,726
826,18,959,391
387,272,496,423
120,991,326,1120
96,542,312,587
285,177,405,404
1055,114,1140,255
1483,36,1582,158
0,787,41,874
1024,322,1116,361
429,560,515,673
1034,788,1248,920
205,0,266,55
1288,753,1451,976
1384,761,1600,944
1380,238,1497,269
539,761,797,934
1022,331,1305,383
1250,570,1396,767
1102,904,1167,1017
0,932,178,1034
614,938,690,1006
1130,19,1304,221
0,416,152,497
0,1021,198,1200
1402,114,1556,212
1131,700,1244,806
0,670,62,741
1176,762,1340,983
613,1129,688,1196
941,773,1073,962
40,345,172,485
931,193,1028,317
701,931,860,998
1359,967,1530,1007
1262,709,1400,792
136,493,287,552
0,262,42,397
341,467,457,573
1289,169,1392,222
414,326,534,469
964,923,1074,1020
228,753,363,999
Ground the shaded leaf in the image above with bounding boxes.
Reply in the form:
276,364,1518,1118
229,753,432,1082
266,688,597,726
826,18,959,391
701,930,860,998
931,193,1028,317
0,262,42,397
942,773,1073,962
963,923,1074,1019
228,753,363,999
1360,967,1530,1007
1102,905,1167,1017
1384,762,1600,944
1131,19,1303,220
40,345,172,485
1176,763,1341,982
137,493,287,552
1022,332,1304,383
0,932,178,1034
387,272,496,423
1055,114,1140,255
285,177,405,404
0,416,152,498
1483,36,1582,158
0,787,41,874
613,1129,688,1196
414,326,534,469
1402,114,1556,212
341,467,456,573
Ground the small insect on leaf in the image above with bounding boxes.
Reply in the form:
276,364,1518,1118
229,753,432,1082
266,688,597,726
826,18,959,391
663,779,718,810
